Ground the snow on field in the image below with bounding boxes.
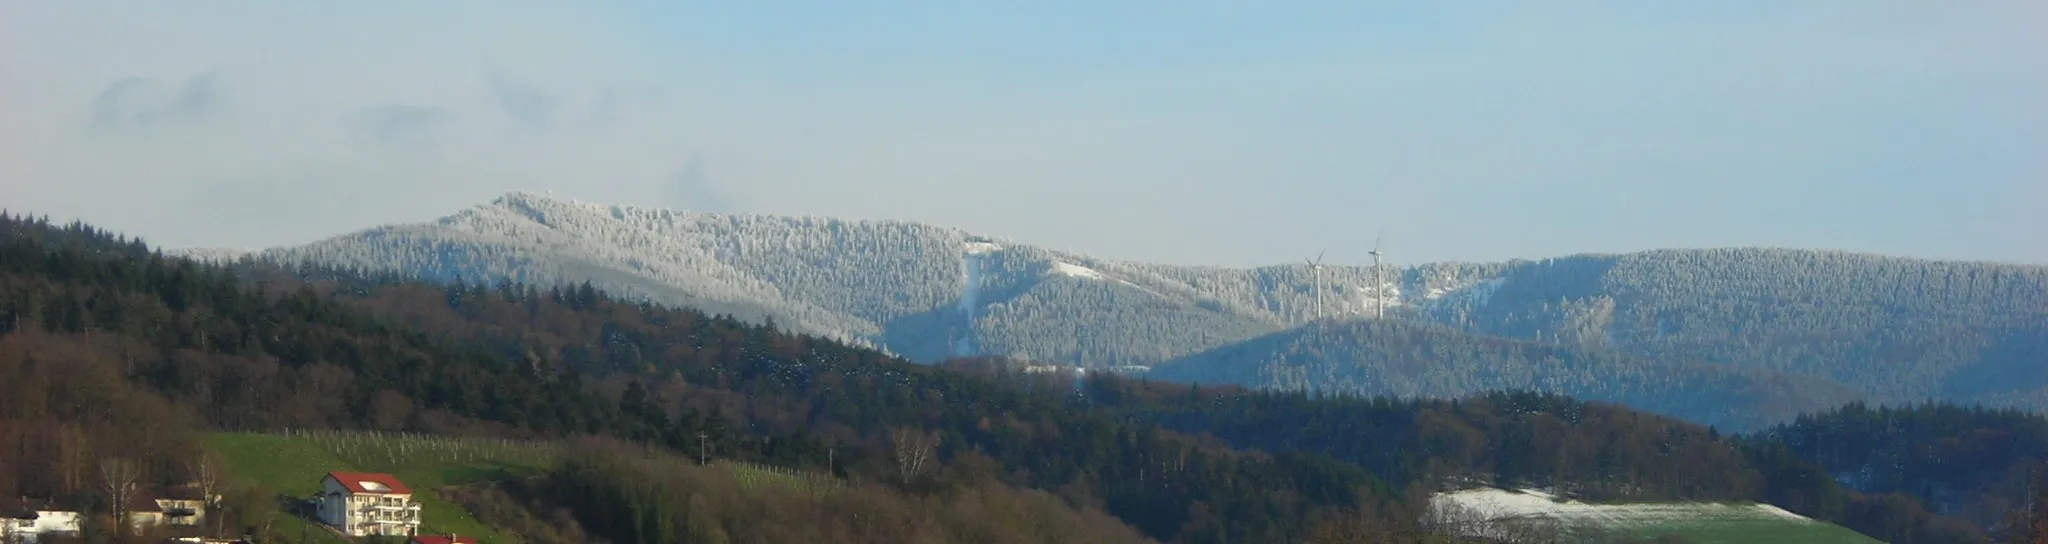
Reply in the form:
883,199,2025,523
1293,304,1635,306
1753,504,1813,522
1429,487,1817,537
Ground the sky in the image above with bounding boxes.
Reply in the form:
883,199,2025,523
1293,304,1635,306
3,2,2045,267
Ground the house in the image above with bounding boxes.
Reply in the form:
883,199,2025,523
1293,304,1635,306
318,472,422,537
1,500,34,543
153,485,209,527
0,498,82,543
408,535,479,544
125,489,166,530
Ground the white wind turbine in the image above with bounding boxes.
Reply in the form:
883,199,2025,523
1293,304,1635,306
1369,235,1388,319
1305,251,1326,322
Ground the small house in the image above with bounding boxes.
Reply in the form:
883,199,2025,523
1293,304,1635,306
0,498,82,543
125,489,166,530
154,485,209,527
1,500,34,542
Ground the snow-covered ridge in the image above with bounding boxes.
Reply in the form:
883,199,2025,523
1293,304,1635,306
165,247,254,263
204,191,1493,367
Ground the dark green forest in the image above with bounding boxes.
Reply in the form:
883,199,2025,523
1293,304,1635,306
1756,402,2048,532
0,211,2035,543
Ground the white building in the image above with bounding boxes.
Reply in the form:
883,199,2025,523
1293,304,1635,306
318,472,422,537
153,485,211,528
1,498,81,543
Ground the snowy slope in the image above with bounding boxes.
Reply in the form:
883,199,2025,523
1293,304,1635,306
216,191,1484,366
195,191,2048,424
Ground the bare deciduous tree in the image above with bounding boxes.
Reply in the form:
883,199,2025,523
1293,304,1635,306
190,453,222,536
99,457,140,533
889,426,941,485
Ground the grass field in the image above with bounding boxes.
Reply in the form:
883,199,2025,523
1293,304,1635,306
208,431,561,544
1431,488,1882,544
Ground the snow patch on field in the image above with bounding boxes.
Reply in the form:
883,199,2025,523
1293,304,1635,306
1429,487,1819,540
1753,503,1813,522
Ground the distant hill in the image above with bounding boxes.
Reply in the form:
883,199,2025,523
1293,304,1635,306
181,192,2048,428
4,212,1990,543
1147,319,1864,432
1409,250,2048,409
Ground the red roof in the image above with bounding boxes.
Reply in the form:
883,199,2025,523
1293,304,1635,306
409,536,479,544
324,472,413,495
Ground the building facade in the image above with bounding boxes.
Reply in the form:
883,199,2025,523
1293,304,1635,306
0,498,81,544
318,472,422,537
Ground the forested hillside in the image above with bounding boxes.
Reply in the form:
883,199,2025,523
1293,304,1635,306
1077,377,1985,543
0,213,1387,543
189,193,2048,433
182,191,1510,367
1416,249,2048,410
5,211,2010,543
1149,319,1864,432
1753,402,2048,534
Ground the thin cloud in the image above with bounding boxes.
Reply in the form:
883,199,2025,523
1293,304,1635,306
89,70,225,129
351,104,452,147
589,86,667,126
482,63,561,127
349,104,454,166
664,157,734,213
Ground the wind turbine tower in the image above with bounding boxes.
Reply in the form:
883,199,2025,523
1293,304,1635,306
1306,251,1326,322
1369,236,1388,319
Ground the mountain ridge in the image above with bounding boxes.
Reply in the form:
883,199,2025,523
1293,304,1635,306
173,192,2048,428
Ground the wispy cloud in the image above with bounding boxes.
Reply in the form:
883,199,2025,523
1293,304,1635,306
663,157,733,213
349,103,454,163
482,63,561,128
89,70,225,129
2,3,2041,264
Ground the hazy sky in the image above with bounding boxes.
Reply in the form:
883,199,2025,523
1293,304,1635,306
4,2,2044,267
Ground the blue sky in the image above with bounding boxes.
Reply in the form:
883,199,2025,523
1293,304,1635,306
3,2,2043,266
